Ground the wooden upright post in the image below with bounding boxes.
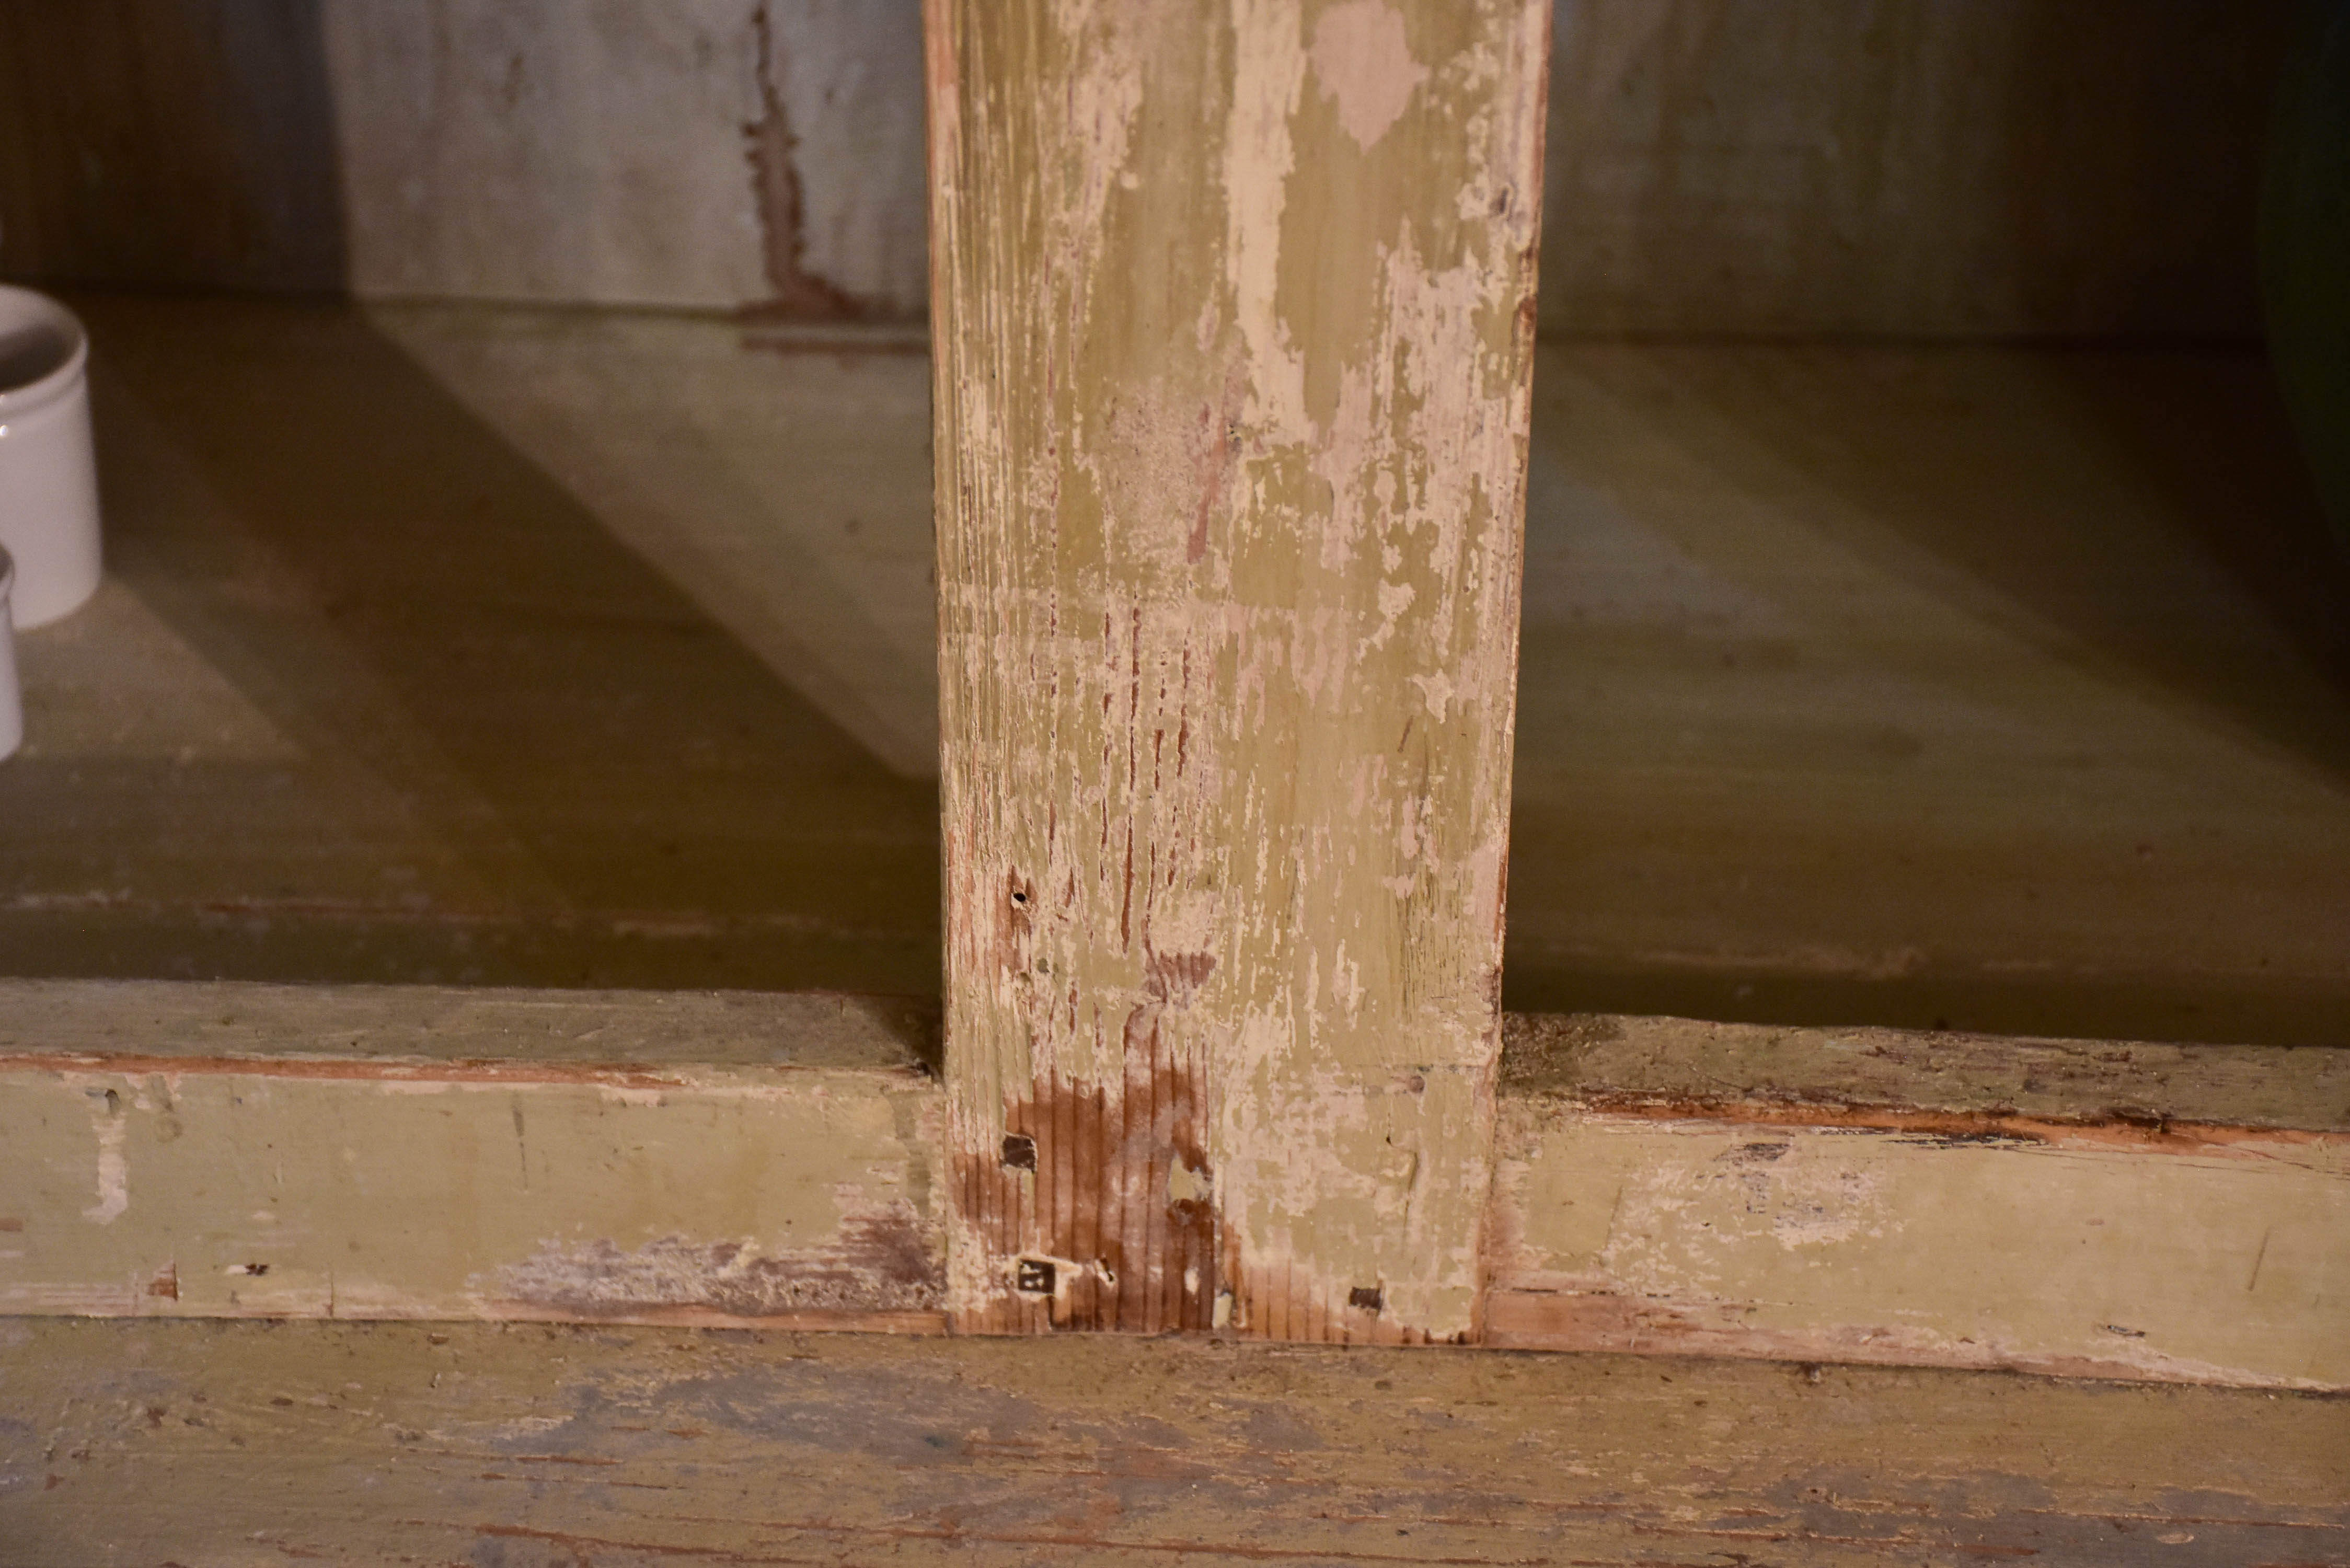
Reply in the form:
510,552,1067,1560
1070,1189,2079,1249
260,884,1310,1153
928,0,1548,1341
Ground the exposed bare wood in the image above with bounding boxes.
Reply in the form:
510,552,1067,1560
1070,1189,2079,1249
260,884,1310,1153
0,984,944,1329
4,982,2341,1387
5,1319,2345,1565
927,0,1550,1342
1490,1013,2350,1389
1489,1111,2348,1389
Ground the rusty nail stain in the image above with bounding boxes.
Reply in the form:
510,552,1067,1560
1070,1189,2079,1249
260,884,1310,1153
1000,1133,1038,1171
1349,1285,1384,1313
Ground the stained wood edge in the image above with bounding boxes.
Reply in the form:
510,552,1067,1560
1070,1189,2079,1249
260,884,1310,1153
1501,1011,2350,1133
0,978,940,1076
4,982,2339,1386
1479,1291,2340,1392
5,982,2336,1128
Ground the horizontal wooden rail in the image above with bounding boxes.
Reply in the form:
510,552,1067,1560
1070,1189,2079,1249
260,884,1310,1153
2,981,2341,1388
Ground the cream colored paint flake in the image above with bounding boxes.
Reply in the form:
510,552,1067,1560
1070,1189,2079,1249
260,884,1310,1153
1309,1,1429,152
83,1105,129,1226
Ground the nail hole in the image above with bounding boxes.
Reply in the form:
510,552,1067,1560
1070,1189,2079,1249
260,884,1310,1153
1000,1133,1037,1171
1015,1258,1055,1295
1349,1285,1383,1313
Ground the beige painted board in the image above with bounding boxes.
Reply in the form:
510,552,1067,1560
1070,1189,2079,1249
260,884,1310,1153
4,1321,2345,1566
928,0,1548,1341
1490,1108,2350,1390
0,984,946,1329
1491,1013,2350,1390
3,983,2343,1391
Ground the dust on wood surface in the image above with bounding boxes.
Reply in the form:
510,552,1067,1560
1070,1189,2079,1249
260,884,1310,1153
0,978,937,1074
1502,1012,2350,1132
2,1319,2343,1566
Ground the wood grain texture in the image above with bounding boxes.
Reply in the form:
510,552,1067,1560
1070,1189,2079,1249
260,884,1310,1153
1489,1109,2349,1389
0,984,944,1329
1,982,2342,1386
0,978,936,1072
3,1320,2344,1565
0,0,346,293
1502,1012,2350,1132
1537,0,2282,338
928,0,1548,1341
1490,1014,2350,1390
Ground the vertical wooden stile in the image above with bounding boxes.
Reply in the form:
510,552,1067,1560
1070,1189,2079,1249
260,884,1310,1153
928,0,1548,1341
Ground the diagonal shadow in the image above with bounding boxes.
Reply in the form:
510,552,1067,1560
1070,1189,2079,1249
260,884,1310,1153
61,290,940,994
1633,341,2350,789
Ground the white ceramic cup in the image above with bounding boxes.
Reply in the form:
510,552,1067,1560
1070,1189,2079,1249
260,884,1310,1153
0,546,22,760
0,285,102,629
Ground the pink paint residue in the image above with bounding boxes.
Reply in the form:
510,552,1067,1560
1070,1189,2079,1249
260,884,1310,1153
1309,1,1429,152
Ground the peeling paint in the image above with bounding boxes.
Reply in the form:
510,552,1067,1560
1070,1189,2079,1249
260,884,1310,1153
82,1101,128,1226
929,0,1549,1342
490,1204,943,1319
1309,1,1429,152
1489,1109,2350,1389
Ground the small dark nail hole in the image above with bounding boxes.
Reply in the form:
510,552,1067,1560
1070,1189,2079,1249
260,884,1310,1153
1000,1133,1038,1171
1016,1258,1055,1295
1349,1285,1383,1313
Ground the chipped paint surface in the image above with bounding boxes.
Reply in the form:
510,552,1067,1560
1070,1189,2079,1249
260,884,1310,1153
0,1041,945,1330
2,982,2344,1389
928,0,1548,1339
490,1204,942,1319
1489,1105,2350,1389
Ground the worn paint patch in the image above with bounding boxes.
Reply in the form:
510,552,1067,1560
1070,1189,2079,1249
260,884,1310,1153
930,0,1549,1342
1489,1108,2350,1389
1309,1,1429,152
82,1099,128,1226
3,1050,947,1330
490,1203,943,1319
950,1054,1218,1335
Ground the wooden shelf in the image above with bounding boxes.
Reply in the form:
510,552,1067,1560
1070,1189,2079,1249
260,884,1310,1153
8,293,2345,1047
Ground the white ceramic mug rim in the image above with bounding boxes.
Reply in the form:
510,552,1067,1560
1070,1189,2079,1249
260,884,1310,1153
0,285,89,417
